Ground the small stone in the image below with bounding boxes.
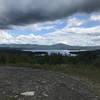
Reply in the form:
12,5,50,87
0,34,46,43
72,87,74,90
42,80,46,83
14,95,18,98
2,91,6,94
42,93,48,97
20,91,35,96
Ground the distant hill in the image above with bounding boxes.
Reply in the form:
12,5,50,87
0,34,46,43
0,43,100,50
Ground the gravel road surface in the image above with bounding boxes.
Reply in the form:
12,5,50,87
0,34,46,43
0,67,99,100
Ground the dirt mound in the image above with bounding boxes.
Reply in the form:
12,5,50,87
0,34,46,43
0,67,98,100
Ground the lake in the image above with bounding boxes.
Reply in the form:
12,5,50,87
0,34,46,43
23,50,86,56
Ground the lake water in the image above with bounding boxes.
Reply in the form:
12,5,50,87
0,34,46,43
23,50,84,56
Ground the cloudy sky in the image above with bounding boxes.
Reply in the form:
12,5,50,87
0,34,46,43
0,0,100,46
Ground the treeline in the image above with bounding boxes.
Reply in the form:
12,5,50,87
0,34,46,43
0,48,100,67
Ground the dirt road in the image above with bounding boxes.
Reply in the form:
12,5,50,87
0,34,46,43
0,66,98,100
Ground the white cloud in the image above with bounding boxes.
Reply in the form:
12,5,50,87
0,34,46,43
0,24,100,46
64,26,100,34
12,23,44,32
11,20,59,32
0,30,14,44
43,27,96,46
90,14,100,21
16,34,46,44
67,17,85,27
0,13,100,46
0,30,47,44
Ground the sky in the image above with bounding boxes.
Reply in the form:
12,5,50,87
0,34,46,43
0,0,100,46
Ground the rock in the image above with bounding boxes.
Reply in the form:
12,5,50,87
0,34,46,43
20,91,35,96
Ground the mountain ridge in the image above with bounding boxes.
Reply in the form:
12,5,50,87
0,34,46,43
0,43,100,50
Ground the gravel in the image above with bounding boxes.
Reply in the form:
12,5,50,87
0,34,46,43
0,66,99,100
